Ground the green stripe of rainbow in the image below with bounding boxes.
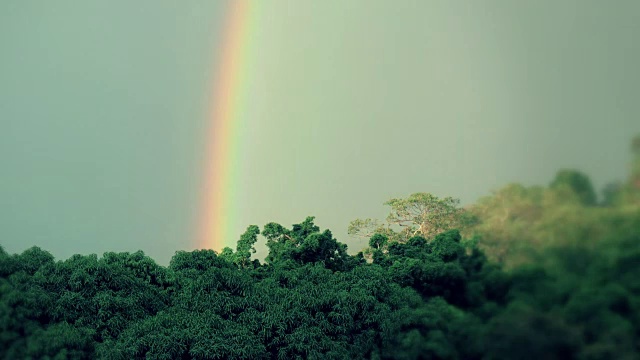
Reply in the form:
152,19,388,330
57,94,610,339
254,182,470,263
198,0,256,252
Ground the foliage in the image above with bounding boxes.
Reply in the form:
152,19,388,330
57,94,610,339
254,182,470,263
235,225,260,268
264,217,357,272
463,183,545,266
466,163,640,268
3,136,640,358
2,207,640,359
348,193,469,259
549,169,597,206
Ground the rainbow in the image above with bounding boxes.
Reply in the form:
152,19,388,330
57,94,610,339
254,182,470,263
198,0,257,252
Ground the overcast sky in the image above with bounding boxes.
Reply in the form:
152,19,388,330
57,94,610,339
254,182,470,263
2,0,639,265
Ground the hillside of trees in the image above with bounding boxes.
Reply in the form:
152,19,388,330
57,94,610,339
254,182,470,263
2,136,639,359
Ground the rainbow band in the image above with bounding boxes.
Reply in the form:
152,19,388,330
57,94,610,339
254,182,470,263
199,0,255,251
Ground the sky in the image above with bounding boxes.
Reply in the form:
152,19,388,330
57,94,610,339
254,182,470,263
1,0,639,265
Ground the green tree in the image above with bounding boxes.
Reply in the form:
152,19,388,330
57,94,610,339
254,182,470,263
624,134,640,205
235,225,260,268
465,184,545,265
25,323,95,360
170,248,230,274
549,169,597,206
264,217,356,271
601,181,623,207
349,193,467,246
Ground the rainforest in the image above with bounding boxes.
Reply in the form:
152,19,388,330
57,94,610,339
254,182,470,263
2,136,640,359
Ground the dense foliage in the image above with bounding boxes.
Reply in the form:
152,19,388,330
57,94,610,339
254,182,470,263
2,137,639,359
464,135,640,269
2,212,640,359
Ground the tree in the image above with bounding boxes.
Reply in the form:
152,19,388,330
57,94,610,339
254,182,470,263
465,184,545,266
625,134,640,205
264,217,355,271
169,249,229,274
549,169,597,206
631,134,640,179
235,225,260,268
601,182,623,207
348,193,467,245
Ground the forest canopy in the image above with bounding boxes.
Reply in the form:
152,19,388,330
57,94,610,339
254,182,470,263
1,136,639,359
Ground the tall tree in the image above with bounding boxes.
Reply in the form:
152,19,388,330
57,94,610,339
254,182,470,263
349,193,467,245
235,225,260,268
